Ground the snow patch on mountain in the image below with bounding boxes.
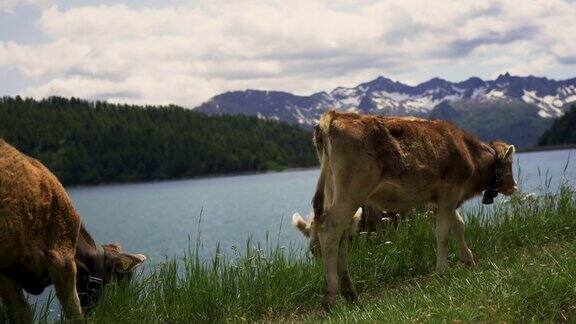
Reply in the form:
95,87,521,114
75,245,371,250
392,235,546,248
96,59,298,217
522,90,567,118
486,89,506,100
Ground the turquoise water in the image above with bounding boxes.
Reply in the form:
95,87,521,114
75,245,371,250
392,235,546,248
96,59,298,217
67,148,576,265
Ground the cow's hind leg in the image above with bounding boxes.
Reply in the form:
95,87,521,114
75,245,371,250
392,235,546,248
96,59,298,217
318,202,358,310
46,250,82,320
0,274,33,324
451,210,475,267
338,229,357,302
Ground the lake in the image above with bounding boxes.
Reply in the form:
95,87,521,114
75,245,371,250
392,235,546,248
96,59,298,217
28,148,576,315
69,148,576,265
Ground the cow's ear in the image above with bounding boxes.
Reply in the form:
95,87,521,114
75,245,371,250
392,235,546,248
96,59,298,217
292,213,311,237
503,145,515,162
113,253,146,273
102,243,123,253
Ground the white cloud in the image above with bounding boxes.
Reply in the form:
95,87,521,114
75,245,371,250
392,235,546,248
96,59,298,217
1,0,575,106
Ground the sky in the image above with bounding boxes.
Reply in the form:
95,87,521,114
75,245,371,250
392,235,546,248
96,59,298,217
0,0,575,108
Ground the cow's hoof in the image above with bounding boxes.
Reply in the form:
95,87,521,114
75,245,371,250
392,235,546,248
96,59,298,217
460,249,476,268
462,259,476,268
435,264,447,276
342,288,358,302
340,277,358,302
322,295,336,311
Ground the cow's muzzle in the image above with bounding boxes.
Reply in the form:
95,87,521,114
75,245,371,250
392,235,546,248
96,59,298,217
502,185,518,196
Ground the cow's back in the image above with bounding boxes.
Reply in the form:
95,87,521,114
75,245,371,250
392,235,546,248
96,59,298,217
382,117,480,182
329,114,481,182
0,139,78,270
324,112,488,208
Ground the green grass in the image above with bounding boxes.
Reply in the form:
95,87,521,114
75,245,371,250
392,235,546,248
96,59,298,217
2,185,576,323
310,243,576,323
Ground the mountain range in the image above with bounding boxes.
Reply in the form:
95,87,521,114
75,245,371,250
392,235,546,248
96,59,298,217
196,73,576,147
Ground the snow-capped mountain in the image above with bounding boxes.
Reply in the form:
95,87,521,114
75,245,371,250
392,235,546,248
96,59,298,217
195,74,576,147
197,73,576,126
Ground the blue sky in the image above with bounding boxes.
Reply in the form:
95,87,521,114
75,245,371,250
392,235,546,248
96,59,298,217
1,0,575,107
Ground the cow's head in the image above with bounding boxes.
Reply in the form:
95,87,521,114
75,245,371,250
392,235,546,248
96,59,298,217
76,243,146,313
490,141,517,196
292,209,362,257
292,212,321,257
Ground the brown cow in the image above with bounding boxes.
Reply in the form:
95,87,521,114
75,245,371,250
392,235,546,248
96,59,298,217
292,207,363,255
292,205,401,255
0,139,146,322
311,111,517,309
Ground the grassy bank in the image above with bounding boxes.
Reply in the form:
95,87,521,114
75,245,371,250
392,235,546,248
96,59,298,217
2,185,575,323
314,242,576,322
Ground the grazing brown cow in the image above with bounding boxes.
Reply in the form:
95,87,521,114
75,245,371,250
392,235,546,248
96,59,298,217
311,111,517,309
292,205,401,255
292,207,363,255
0,139,146,323
357,205,404,233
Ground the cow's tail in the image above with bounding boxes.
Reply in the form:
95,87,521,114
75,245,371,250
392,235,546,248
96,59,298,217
313,110,337,160
312,110,337,223
312,160,326,223
292,212,312,237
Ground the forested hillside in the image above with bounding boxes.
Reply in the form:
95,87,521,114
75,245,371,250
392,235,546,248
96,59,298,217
538,105,576,146
0,96,317,185
429,100,553,148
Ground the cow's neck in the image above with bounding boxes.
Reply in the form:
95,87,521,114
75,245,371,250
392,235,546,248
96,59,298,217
474,143,499,193
75,224,104,274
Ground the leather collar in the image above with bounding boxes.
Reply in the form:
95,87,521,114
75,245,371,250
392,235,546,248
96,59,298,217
482,148,503,205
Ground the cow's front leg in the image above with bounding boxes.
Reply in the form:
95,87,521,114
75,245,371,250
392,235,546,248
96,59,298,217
47,250,82,320
0,274,33,324
451,209,475,267
435,207,451,275
337,229,357,302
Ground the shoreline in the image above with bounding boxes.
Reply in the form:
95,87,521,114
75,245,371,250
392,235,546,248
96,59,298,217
65,165,320,189
65,144,575,189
